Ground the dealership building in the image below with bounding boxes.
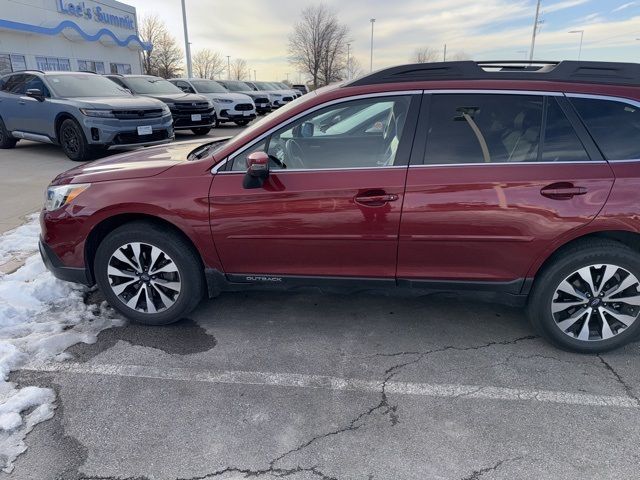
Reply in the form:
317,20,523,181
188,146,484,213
0,0,150,76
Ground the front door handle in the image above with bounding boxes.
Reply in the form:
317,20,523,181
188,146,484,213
541,182,587,200
354,193,399,206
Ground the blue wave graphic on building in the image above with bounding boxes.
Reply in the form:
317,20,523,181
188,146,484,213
0,18,152,51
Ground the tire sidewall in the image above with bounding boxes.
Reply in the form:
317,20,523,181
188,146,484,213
59,118,90,161
0,117,16,148
529,245,640,353
95,225,203,325
191,127,211,136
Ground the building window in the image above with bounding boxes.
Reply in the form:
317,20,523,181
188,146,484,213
36,56,71,72
0,54,27,75
78,60,105,74
110,63,132,74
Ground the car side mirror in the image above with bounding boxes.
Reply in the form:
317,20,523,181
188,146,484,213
243,151,270,189
26,88,45,102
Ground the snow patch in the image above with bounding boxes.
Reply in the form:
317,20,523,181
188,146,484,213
0,216,123,472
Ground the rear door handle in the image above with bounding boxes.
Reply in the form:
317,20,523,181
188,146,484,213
354,193,399,206
541,183,587,200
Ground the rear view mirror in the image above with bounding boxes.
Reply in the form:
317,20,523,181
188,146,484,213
26,88,45,102
243,151,270,189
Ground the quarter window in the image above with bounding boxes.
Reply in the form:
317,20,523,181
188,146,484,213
541,97,589,162
424,94,543,164
570,97,640,160
230,96,413,171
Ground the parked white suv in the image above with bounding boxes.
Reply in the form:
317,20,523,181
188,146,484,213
244,81,296,109
170,78,256,127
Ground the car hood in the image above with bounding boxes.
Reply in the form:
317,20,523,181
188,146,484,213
140,92,209,104
199,92,253,102
72,96,166,109
52,139,208,185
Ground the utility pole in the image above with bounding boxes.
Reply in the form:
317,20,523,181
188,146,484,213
226,55,231,79
180,0,192,77
254,69,256,81
346,43,351,80
569,30,584,60
529,0,542,61
443,44,447,62
370,18,376,72
286,72,289,82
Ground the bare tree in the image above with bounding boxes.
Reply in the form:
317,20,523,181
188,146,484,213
231,58,249,80
139,15,183,78
450,51,472,61
412,46,440,63
192,49,226,79
288,4,350,89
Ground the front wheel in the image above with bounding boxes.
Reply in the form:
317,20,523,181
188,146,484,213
59,119,94,161
191,127,211,136
234,120,249,126
528,239,640,353
94,222,204,325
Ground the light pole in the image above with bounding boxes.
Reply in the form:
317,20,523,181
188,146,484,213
346,43,351,80
254,69,257,81
443,44,447,62
370,18,376,72
180,0,192,77
226,55,231,79
286,72,289,82
529,0,542,61
568,30,584,60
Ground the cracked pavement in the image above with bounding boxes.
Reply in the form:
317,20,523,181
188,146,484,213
6,290,640,479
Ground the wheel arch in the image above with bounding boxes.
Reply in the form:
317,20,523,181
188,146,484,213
84,213,206,284
54,112,79,142
527,230,640,292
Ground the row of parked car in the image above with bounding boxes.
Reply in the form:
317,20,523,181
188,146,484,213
0,70,307,161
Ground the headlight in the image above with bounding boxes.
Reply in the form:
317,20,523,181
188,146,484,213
44,184,91,211
161,104,171,115
79,109,114,118
212,98,233,104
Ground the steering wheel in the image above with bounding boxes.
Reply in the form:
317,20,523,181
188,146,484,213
284,139,305,169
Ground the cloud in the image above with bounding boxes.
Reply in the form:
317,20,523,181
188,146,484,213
612,1,638,12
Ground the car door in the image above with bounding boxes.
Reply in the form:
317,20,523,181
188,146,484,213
397,91,615,291
209,93,420,282
0,73,27,131
14,75,52,134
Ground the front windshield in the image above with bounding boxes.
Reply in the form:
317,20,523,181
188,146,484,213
254,82,274,91
221,81,250,92
191,80,227,94
124,77,183,95
46,74,131,97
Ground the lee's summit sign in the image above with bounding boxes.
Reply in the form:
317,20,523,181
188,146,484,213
55,0,135,31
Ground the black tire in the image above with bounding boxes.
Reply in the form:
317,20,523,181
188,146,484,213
234,120,249,127
0,117,18,149
58,118,95,161
94,222,205,325
212,113,220,128
528,239,640,353
191,127,211,136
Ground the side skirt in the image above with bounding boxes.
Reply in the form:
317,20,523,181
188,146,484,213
204,270,530,307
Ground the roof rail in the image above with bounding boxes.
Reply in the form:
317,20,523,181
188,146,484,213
8,69,46,74
347,60,640,87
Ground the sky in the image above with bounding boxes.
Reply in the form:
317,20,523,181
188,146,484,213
127,0,640,82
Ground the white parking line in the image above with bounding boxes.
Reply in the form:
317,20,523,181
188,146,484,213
22,361,640,409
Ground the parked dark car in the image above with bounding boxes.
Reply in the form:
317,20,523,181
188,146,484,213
0,71,173,161
106,75,215,136
292,84,309,94
41,60,640,353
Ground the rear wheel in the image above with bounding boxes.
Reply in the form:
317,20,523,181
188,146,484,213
191,127,211,136
0,118,17,149
528,240,640,353
59,119,95,161
94,222,204,325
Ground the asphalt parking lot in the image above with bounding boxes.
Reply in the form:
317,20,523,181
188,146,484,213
3,126,640,480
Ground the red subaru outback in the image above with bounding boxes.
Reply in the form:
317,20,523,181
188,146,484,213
40,61,640,352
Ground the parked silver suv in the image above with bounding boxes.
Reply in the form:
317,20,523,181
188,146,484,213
0,71,174,161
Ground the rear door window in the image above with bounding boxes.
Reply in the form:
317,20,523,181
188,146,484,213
569,97,640,160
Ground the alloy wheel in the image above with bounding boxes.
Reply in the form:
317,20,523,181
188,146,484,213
551,264,640,341
107,242,181,314
62,126,80,155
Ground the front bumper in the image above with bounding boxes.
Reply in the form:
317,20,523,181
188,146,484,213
82,114,174,147
39,239,92,286
219,110,257,122
171,109,216,130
